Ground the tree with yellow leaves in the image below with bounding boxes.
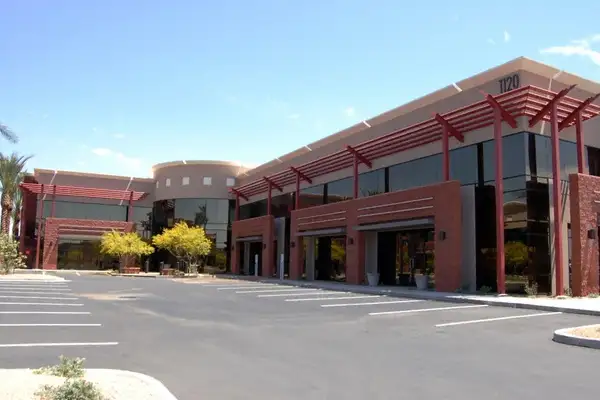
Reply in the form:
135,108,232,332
152,221,212,274
99,231,154,272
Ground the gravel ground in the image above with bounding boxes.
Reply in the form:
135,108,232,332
0,369,177,399
569,324,600,339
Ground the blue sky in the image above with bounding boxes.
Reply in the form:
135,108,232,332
2,1,600,178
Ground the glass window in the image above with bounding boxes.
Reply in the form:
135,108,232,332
165,178,171,187
358,169,385,197
450,145,478,185
130,206,152,239
226,178,235,187
182,177,190,186
388,154,442,192
271,193,294,218
152,200,174,232
155,181,159,188
326,177,353,203
483,132,528,182
203,177,212,185
300,185,324,208
43,200,127,221
534,135,579,180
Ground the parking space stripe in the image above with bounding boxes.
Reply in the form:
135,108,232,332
0,324,101,327
0,295,78,300
0,287,71,291
257,291,349,298
322,299,423,308
369,304,488,316
0,291,75,295
0,302,84,306
0,311,90,314
235,288,317,294
0,285,69,289
217,285,280,290
435,311,563,327
0,280,69,284
286,295,381,302
0,342,118,348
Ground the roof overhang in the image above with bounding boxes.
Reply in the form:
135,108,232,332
20,183,148,201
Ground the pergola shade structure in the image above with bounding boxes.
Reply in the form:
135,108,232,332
231,84,600,295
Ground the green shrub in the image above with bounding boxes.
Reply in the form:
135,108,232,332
34,356,85,379
35,379,105,400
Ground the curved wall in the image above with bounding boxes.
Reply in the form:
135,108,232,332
152,160,244,201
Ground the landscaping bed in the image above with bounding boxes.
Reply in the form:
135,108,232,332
568,325,600,339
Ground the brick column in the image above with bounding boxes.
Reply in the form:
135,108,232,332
345,209,365,284
261,217,275,277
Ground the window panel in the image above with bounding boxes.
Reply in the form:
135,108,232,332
300,185,324,208
483,132,528,182
449,145,478,185
388,154,442,192
326,178,353,203
358,169,385,197
43,201,126,221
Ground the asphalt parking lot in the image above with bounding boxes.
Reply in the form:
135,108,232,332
1,275,599,400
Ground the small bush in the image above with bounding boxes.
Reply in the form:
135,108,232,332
524,281,538,297
34,356,85,379
36,379,105,400
588,293,599,298
478,285,492,294
563,287,573,297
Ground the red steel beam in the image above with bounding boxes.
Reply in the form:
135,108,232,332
528,84,576,128
558,93,600,129
263,176,283,192
34,184,44,270
484,93,518,129
19,183,146,201
433,113,465,142
229,188,249,202
434,113,462,181
550,100,565,296
346,145,372,168
290,166,312,184
347,145,372,199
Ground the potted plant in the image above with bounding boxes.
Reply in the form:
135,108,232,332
414,263,433,290
366,271,380,286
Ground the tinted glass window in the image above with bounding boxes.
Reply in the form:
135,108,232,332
358,169,386,197
271,193,294,218
131,206,152,238
388,154,442,192
326,178,353,203
483,133,528,182
450,145,478,185
43,201,126,221
300,185,324,208
534,135,579,180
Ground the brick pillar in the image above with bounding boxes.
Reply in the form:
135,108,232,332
433,186,462,292
345,229,365,284
41,218,59,270
231,242,240,274
261,216,275,277
289,213,303,280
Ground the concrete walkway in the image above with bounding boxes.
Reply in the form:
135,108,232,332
220,275,600,317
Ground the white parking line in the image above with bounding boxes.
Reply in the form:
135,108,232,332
0,302,84,306
286,295,382,302
0,285,69,289
0,295,78,300
0,291,75,295
0,287,71,291
369,304,488,316
0,342,118,348
0,280,69,284
0,311,90,314
235,288,317,294
217,285,279,290
0,324,101,327
435,312,563,327
322,299,424,308
257,291,349,298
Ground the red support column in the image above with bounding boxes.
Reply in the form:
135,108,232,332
51,185,56,217
493,107,506,295
353,154,359,199
295,173,300,210
234,194,240,221
127,191,134,222
442,127,450,181
550,102,564,296
34,184,44,270
575,111,585,174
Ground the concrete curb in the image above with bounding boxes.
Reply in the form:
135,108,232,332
113,274,158,278
216,275,600,317
90,369,178,399
553,325,600,350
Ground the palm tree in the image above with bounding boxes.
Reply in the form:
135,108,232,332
11,173,25,238
0,123,18,144
0,154,32,234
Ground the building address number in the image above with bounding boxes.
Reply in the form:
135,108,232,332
498,74,520,94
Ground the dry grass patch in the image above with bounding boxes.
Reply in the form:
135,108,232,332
568,325,600,339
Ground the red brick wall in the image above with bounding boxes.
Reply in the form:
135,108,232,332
230,215,275,276
290,180,462,291
42,218,134,270
569,174,600,296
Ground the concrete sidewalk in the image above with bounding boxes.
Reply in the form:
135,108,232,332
218,275,600,317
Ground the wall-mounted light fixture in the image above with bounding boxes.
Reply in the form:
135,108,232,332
263,243,267,250
348,237,354,245
588,229,597,240
438,231,447,241
290,241,296,248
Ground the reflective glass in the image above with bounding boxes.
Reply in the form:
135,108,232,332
43,201,126,221
326,178,353,203
388,154,442,192
358,169,386,197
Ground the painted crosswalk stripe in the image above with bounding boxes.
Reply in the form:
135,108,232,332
369,304,488,316
0,302,84,306
0,342,118,348
0,295,78,300
235,288,317,294
435,312,563,327
286,295,382,302
321,299,423,308
258,291,349,298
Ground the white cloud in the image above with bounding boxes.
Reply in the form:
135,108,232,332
344,107,356,117
503,31,511,43
541,34,600,66
90,147,143,172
